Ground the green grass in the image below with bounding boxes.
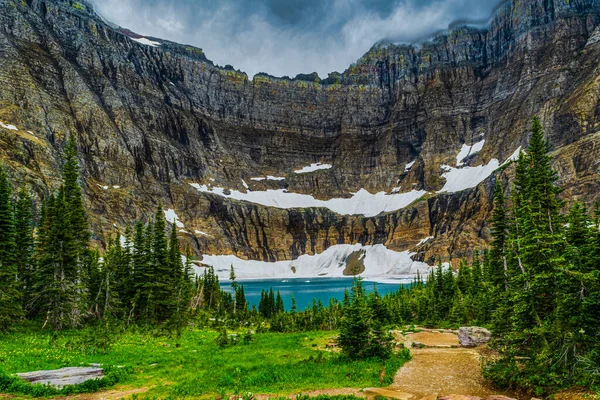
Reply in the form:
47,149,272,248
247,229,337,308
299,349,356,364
0,325,410,399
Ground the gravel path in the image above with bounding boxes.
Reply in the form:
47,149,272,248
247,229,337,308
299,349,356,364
382,330,515,400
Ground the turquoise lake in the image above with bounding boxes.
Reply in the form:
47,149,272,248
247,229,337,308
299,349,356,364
220,277,410,311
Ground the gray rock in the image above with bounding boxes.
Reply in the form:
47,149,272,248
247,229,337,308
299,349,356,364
458,327,491,347
17,366,104,388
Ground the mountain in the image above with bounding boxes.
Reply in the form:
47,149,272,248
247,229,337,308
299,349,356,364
1,0,599,278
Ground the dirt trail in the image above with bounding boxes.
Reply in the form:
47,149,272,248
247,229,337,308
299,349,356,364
0,386,149,400
366,330,513,400
391,347,494,398
270,329,515,400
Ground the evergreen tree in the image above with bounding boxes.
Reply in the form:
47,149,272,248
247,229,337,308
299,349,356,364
0,166,21,330
62,135,89,250
29,137,91,330
230,265,238,314
132,220,150,321
14,187,34,312
490,179,509,290
152,205,173,322
339,278,392,360
275,290,284,314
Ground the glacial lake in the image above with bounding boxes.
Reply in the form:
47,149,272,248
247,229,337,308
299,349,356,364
220,277,411,311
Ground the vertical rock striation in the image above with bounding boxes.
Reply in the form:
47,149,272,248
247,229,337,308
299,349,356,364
0,0,599,267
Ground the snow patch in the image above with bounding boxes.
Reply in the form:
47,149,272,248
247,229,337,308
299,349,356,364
587,27,600,46
199,243,432,280
416,236,434,247
294,163,332,174
190,184,426,217
131,37,161,47
113,185,120,189
438,159,500,193
0,121,18,131
119,235,132,249
194,230,212,237
404,160,416,172
439,145,522,194
164,208,184,228
251,176,285,181
241,179,249,190
502,146,522,165
97,184,109,190
457,139,485,166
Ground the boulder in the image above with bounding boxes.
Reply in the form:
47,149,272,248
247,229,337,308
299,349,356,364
17,366,104,388
458,327,491,347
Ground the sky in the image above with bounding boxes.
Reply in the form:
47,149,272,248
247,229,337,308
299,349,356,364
90,0,500,79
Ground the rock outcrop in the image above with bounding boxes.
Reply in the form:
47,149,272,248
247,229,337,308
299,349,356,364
0,0,599,272
458,327,492,347
17,366,104,388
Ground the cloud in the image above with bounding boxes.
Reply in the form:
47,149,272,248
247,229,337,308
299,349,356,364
89,0,499,78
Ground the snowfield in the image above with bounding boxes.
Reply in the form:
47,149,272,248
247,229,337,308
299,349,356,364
198,243,432,281
456,139,485,166
163,208,184,228
294,163,332,174
438,159,500,193
131,37,161,47
190,184,427,217
438,145,521,193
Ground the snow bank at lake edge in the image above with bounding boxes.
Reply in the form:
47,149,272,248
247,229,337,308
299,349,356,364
198,243,432,281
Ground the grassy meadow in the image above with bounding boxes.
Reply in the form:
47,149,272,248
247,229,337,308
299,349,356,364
0,324,410,399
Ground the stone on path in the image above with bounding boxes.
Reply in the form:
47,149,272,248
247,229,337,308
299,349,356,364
458,327,491,348
17,366,104,388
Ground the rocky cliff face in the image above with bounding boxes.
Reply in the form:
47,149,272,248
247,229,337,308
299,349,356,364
0,0,599,272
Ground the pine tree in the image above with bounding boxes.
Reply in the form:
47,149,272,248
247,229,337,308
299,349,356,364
181,250,195,314
338,278,392,360
62,135,89,251
511,117,565,331
339,278,371,359
0,166,22,330
14,187,34,312
132,220,150,321
29,138,91,330
234,284,246,315
490,179,509,290
152,205,173,322
114,228,133,314
275,290,284,314
85,247,103,319
230,265,238,314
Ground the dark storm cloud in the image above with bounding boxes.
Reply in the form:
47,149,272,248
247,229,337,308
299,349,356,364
90,0,499,78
